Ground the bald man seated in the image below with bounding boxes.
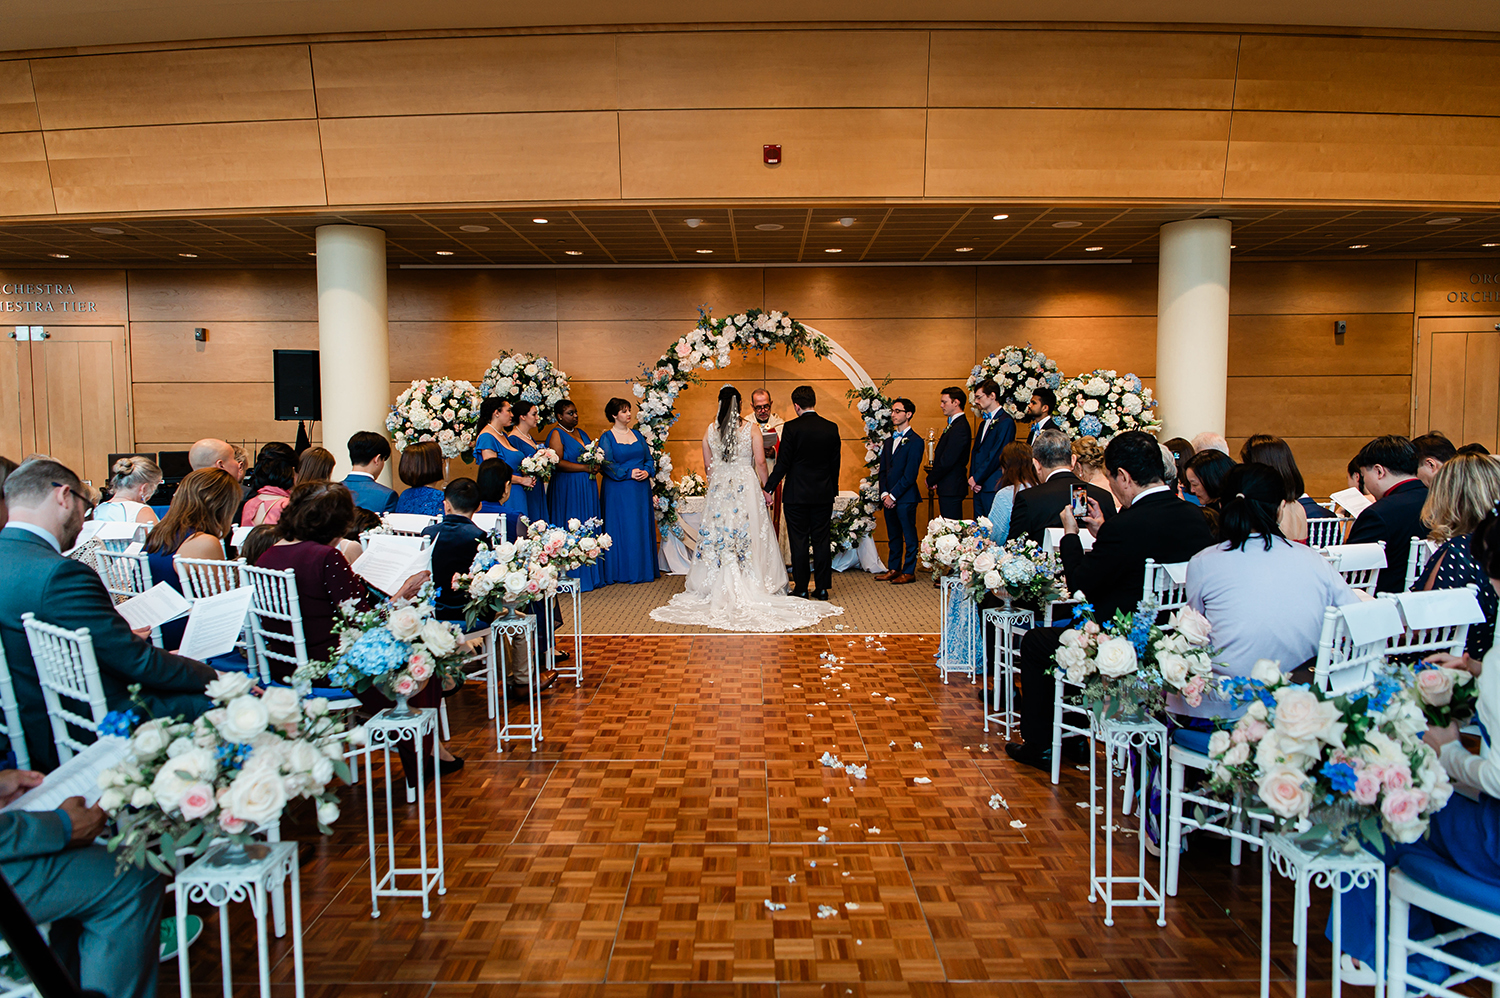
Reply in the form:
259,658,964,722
188,437,244,480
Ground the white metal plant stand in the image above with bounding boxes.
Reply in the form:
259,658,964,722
174,840,303,998
494,613,544,750
550,577,583,685
981,604,1031,738
1260,832,1385,998
363,706,446,919
1088,715,1167,928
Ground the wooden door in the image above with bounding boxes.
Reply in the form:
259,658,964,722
16,325,132,488
1414,316,1500,453
1,327,39,463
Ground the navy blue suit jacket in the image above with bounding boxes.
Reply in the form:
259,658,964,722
421,514,487,621
878,431,922,505
969,411,1016,493
342,473,399,513
1347,478,1429,593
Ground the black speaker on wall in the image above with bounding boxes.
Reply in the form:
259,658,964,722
273,349,321,421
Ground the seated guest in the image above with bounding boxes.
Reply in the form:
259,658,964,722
237,523,279,567
1417,452,1500,658
1241,433,1333,521
1071,436,1111,490
985,441,1038,541
0,770,164,998
187,437,245,480
240,449,295,526
1181,464,1359,717
1348,434,1429,592
1190,431,1230,456
342,431,399,513
476,457,514,516
95,456,161,524
1458,442,1492,456
1005,432,1215,771
0,459,215,771
1162,437,1194,499
338,507,381,565
423,478,488,622
235,441,290,517
1007,429,1115,543
1413,431,1457,486
392,440,446,516
1182,448,1235,532
143,468,241,650
295,446,336,485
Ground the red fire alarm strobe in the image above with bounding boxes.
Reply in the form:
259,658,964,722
764,144,781,165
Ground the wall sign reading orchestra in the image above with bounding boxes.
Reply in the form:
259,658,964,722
1,283,98,312
1448,271,1500,303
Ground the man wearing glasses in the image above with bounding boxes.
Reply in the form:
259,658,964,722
874,398,921,585
750,389,786,540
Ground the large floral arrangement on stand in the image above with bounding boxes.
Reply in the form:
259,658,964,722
1207,664,1453,847
387,378,484,459
1051,600,1216,720
982,537,1064,608
1054,369,1161,440
294,587,471,709
453,519,609,626
95,678,352,874
480,352,570,426
919,516,992,578
967,346,1064,421
633,306,831,539
831,381,895,555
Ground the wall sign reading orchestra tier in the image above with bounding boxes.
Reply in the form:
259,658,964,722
1,283,98,312
1445,272,1500,303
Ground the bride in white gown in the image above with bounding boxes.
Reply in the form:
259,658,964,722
650,386,844,632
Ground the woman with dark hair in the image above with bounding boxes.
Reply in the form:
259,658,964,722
599,397,658,585
144,468,242,649
1180,463,1358,715
294,446,336,485
473,397,536,505
506,399,551,526
1182,449,1236,536
392,440,446,516
475,457,514,514
241,449,296,526
986,441,1038,540
545,399,604,591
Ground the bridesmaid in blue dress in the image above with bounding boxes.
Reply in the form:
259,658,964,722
545,399,604,592
473,397,535,527
393,440,446,516
598,397,659,585
507,400,552,527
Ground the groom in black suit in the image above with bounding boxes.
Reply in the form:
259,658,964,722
763,385,841,600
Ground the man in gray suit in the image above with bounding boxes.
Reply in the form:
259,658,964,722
0,768,163,998
0,459,215,771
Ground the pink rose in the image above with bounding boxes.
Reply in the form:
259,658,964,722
675,342,691,359
527,581,540,593
1416,668,1457,707
218,811,248,834
1350,770,1382,805
180,783,216,820
1233,718,1269,743
393,675,418,697
1381,788,1426,827
1083,621,1101,636
409,659,433,681
1383,764,1412,791
1182,675,1205,708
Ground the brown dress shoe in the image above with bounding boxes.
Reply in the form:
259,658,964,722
891,573,916,585
873,570,898,581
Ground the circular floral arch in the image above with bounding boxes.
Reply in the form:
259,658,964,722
633,307,890,551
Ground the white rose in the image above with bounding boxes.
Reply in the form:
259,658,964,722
305,698,329,718
1206,730,1232,759
983,570,1002,590
286,740,322,778
222,767,288,828
131,719,170,757
1257,765,1313,819
130,786,155,809
386,606,423,641
1222,741,1251,767
503,571,530,596
260,687,300,726
1055,645,1088,672
1249,659,1284,685
205,671,255,703
1158,652,1190,689
166,736,196,759
1093,636,1138,678
219,694,270,743
972,551,997,573
316,800,341,826
1273,686,1345,747
420,619,458,656
1059,628,1086,649
1169,608,1213,647
98,787,126,813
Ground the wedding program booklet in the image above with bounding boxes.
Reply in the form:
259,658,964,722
1328,487,1374,517
353,534,432,595
114,582,192,631
177,585,255,661
1,736,129,812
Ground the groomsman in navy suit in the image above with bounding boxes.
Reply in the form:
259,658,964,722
967,378,1016,521
1025,387,1062,443
926,386,972,520
874,398,922,584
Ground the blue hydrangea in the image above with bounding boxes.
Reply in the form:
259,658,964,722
1128,610,1153,656
1321,761,1359,794
1001,557,1035,584
1079,414,1104,437
98,710,138,738
339,628,410,678
1125,374,1143,392
1046,372,1063,388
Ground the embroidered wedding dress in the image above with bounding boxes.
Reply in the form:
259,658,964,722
650,418,843,632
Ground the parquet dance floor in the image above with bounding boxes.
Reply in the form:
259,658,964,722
159,633,1399,997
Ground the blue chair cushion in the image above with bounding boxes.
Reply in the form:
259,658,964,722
1399,852,1500,915
1172,728,1214,755
264,680,357,702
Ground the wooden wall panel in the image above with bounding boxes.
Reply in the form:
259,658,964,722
127,321,316,382
617,30,929,109
1229,313,1412,377
389,321,557,383
619,109,926,200
0,131,55,215
928,30,1239,109
555,320,708,384
977,263,1158,317
977,316,1156,378
765,267,975,320
555,269,764,322
126,269,316,322
1415,259,1500,314
44,120,326,213
29,46,315,130
0,61,39,133
319,112,621,205
311,36,618,118
1231,260,1416,315
926,109,1232,199
1234,36,1500,116
1224,111,1500,203
784,318,975,381
133,381,294,447
388,270,557,323
1227,375,1411,438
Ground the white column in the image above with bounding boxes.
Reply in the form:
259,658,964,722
1155,218,1231,441
316,225,390,482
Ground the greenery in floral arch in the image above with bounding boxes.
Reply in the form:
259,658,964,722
633,306,831,538
1054,369,1161,440
966,345,1064,421
831,381,895,554
479,351,571,425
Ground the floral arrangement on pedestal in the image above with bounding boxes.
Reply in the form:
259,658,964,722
1408,659,1478,728
1052,601,1216,719
633,306,831,538
830,480,883,556
453,519,609,626
519,447,560,483
918,516,993,578
480,352,570,425
1206,664,1453,846
967,346,1065,421
387,378,485,459
95,677,352,874
829,380,896,555
982,537,1063,607
1054,369,1160,440
676,472,707,498
294,589,470,708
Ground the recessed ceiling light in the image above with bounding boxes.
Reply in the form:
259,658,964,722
564,250,583,256
684,218,703,228
1427,216,1462,225
90,226,123,235
1348,244,1370,250
1230,244,1237,249
459,224,490,233
1483,242,1500,248
1051,221,1082,228
955,246,974,253
307,251,316,256
992,214,1009,221
435,250,455,256
824,248,842,253
178,252,197,258
48,252,69,258
695,249,713,254
532,218,548,224
754,223,784,231
1084,246,1103,252
838,217,856,227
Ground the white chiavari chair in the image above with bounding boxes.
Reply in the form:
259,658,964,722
1402,538,1439,593
0,640,31,770
1307,516,1355,549
93,547,163,647
1312,597,1405,694
175,555,256,673
1323,541,1387,595
20,614,108,763
1388,857,1500,998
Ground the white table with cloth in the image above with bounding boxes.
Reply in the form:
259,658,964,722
658,492,886,575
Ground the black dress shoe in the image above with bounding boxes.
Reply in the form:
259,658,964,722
1005,741,1053,773
812,589,830,601
791,590,809,599
439,755,465,776
552,649,572,662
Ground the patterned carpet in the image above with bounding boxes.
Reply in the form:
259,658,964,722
558,569,941,635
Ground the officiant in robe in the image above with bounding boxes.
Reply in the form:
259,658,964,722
752,389,790,562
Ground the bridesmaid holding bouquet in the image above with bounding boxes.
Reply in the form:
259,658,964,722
598,397,659,585
546,399,605,592
507,400,553,526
